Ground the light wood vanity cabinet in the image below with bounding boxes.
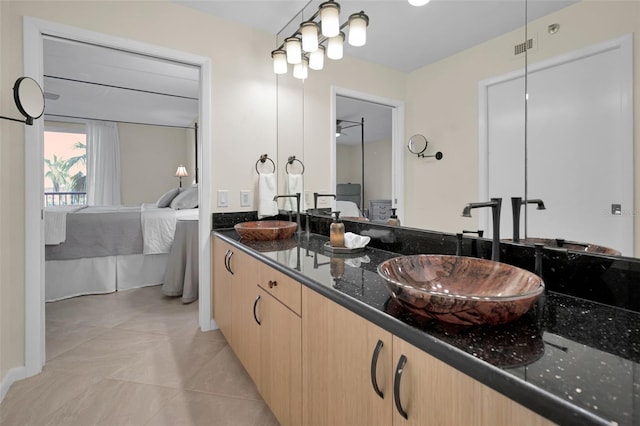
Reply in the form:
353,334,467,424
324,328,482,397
392,337,553,426
302,286,393,425
213,235,553,426
302,286,553,426
211,237,235,342
212,236,301,426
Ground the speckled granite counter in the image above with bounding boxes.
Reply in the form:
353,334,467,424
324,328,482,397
214,230,640,426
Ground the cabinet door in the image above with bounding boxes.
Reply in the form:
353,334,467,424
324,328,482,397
302,287,393,426
229,248,261,383
212,237,233,342
392,337,553,425
258,286,302,426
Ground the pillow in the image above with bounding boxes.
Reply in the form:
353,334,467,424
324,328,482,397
156,187,181,208
170,187,198,210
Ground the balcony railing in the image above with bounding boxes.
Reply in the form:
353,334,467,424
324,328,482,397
44,192,87,206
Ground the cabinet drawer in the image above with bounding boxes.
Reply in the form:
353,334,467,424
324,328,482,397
259,264,302,316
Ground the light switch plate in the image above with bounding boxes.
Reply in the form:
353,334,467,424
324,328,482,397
217,190,228,207
240,190,251,207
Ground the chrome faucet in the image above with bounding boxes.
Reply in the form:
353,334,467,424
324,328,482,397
511,197,546,242
461,198,502,261
313,192,336,211
273,193,302,234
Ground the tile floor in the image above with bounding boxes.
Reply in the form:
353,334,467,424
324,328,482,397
0,285,279,426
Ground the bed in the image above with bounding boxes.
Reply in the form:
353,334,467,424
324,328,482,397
44,187,198,302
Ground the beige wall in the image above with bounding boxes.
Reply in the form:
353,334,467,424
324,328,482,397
1,0,276,382
336,139,393,208
118,123,190,205
404,24,527,233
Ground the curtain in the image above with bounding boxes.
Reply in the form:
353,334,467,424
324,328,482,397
87,120,121,206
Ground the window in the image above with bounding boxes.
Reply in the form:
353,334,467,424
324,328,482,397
44,128,87,206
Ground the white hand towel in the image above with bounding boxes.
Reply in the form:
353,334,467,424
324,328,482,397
284,173,307,212
258,173,278,219
344,232,371,249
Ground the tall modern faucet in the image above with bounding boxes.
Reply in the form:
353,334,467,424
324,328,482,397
313,192,336,210
273,193,302,234
511,197,546,242
461,198,502,261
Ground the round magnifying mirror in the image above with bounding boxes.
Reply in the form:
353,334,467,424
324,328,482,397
13,77,45,125
407,134,428,155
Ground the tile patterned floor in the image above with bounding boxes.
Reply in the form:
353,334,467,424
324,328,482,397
0,285,279,426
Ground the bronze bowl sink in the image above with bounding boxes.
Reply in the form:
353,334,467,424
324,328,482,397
514,237,621,256
377,255,544,326
234,220,297,241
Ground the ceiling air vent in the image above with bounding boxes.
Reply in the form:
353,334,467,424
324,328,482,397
514,38,534,56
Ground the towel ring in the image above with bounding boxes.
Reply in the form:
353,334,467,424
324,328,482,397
286,156,305,175
255,154,276,174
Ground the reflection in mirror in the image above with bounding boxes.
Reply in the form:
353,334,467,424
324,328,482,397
336,95,393,222
520,0,638,257
0,77,45,125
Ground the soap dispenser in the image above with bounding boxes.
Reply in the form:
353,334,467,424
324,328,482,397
330,211,345,247
387,208,401,226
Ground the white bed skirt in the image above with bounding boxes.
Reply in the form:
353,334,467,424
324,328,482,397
45,253,168,302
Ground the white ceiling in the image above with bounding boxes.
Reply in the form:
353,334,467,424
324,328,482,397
43,37,200,128
43,0,578,131
177,0,578,72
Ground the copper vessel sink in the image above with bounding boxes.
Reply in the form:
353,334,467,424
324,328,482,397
516,238,621,256
377,255,544,326
234,220,297,241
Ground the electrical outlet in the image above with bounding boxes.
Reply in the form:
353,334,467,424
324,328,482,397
217,190,228,207
240,190,251,207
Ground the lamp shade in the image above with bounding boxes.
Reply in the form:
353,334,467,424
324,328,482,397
319,1,341,37
327,32,344,60
408,0,431,5
348,12,369,47
301,21,319,52
175,165,188,177
309,45,325,70
285,37,302,64
293,57,309,80
271,49,288,74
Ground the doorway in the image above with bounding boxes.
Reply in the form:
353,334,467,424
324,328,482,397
23,17,213,377
331,87,404,223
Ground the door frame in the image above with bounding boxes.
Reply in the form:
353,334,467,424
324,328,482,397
330,86,405,222
23,16,214,377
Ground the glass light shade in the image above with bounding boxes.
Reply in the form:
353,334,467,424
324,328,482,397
327,32,344,60
309,45,325,70
348,12,369,47
293,57,309,80
285,37,302,64
271,49,287,74
319,1,341,37
408,0,430,5
301,22,319,52
175,165,188,177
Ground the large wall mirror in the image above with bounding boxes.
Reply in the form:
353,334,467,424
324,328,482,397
275,0,639,259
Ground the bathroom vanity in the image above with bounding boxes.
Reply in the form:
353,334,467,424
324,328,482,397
212,224,639,426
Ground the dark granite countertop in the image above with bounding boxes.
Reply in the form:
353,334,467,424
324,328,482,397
213,229,640,426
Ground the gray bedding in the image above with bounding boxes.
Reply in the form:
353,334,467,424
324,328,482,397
45,206,143,260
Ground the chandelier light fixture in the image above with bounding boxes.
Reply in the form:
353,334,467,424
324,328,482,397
271,0,369,80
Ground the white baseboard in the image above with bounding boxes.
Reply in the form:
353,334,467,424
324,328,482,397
0,366,26,403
